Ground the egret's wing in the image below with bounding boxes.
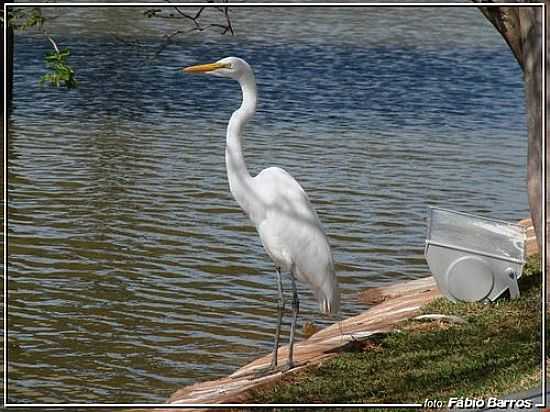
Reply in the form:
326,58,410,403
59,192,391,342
254,167,320,224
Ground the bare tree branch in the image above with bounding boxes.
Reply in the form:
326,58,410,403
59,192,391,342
222,5,234,35
144,4,234,58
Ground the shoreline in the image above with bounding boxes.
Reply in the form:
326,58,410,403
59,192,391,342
152,218,537,410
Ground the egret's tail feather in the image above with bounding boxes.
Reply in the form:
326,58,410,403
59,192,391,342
319,287,340,315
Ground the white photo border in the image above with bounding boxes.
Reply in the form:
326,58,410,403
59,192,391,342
3,1,547,408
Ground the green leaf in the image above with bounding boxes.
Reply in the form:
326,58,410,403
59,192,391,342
41,47,78,89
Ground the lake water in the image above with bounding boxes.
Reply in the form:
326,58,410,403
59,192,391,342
7,5,528,404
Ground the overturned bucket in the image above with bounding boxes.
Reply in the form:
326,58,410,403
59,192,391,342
425,207,526,302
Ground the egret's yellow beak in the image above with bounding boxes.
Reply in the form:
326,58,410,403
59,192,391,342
182,62,230,74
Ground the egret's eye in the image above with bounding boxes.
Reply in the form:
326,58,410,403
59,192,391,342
223,63,232,69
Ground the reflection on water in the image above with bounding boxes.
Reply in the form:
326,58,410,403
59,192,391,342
8,6,527,403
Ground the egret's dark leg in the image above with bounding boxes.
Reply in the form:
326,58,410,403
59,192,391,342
231,267,287,380
287,270,299,369
271,266,285,368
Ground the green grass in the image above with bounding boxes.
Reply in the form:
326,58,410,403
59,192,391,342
251,255,542,407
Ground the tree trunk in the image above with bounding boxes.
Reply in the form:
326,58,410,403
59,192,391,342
477,3,545,299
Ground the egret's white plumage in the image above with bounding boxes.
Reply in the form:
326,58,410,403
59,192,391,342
253,166,338,314
184,56,339,371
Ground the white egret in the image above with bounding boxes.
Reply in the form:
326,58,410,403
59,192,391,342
183,57,339,373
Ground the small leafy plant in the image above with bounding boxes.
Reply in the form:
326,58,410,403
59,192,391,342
40,47,78,89
4,6,77,89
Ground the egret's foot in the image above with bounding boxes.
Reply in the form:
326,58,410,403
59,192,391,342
256,360,298,376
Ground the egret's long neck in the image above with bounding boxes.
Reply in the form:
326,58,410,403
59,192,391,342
225,71,257,214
